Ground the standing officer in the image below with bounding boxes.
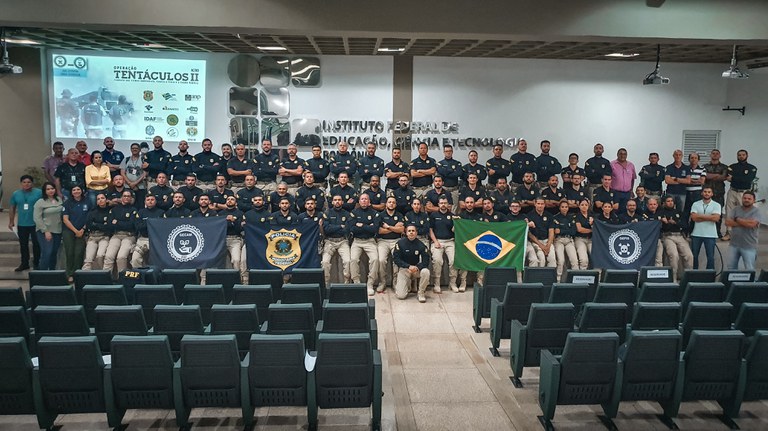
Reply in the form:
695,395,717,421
329,141,358,185
437,144,462,211
169,140,195,189
509,139,538,194
194,138,222,192
362,175,386,212
536,140,562,190
462,150,487,188
254,139,280,194
304,144,330,190
235,174,264,213
410,142,437,199
328,171,358,212
142,136,171,189
703,149,728,239
131,194,163,269
296,171,325,213
103,190,138,274
639,152,665,202
393,225,431,302
148,172,173,211
486,143,512,191
429,196,462,292
227,143,256,195
279,143,305,195
358,142,384,191
584,143,611,199
384,147,409,193
321,194,352,287
376,196,405,293
350,194,380,296
220,195,244,274
724,149,758,241
178,173,203,211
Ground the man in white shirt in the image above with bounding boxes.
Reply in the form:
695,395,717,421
689,186,721,270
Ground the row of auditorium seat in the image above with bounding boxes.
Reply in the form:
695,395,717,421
0,333,382,430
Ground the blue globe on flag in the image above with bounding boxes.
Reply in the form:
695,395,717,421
475,234,504,261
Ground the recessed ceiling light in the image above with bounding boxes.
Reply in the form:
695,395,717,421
258,46,287,51
4,38,41,46
133,43,167,48
377,47,405,53
605,52,640,58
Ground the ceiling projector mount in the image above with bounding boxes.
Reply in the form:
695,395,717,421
722,45,749,80
0,28,23,75
643,44,669,85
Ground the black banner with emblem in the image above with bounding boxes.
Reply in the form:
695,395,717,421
245,221,321,273
147,217,227,269
591,220,661,270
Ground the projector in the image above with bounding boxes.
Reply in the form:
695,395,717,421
722,67,749,79
0,62,22,74
642,73,670,85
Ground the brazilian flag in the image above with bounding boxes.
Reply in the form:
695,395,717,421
454,219,528,271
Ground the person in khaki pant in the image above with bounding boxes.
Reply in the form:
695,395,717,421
219,195,245,272
132,194,164,269
321,194,352,287
376,196,404,293
429,196,461,292
103,190,138,273
659,196,693,280
394,225,431,302
552,200,578,281
349,194,380,296
82,192,112,270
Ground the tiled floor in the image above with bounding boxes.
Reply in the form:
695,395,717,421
2,236,768,430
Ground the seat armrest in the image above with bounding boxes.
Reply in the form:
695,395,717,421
315,320,324,334
538,349,562,421
259,321,268,334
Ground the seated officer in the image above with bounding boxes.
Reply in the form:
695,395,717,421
595,201,620,224
235,174,263,212
514,172,539,213
268,182,296,213
552,200,578,281
131,194,163,269
208,174,235,211
190,194,217,218
163,192,191,218
104,190,138,274
490,178,512,215
527,198,556,268
328,171,358,212
540,175,565,214
362,175,386,212
458,196,482,221
480,197,504,222
592,174,618,213
269,196,299,227
393,225,431,302
619,199,647,224
458,172,485,211
296,171,325,213
298,196,322,224
178,173,203,211
404,198,430,248
392,174,415,215
149,172,173,211
424,175,452,213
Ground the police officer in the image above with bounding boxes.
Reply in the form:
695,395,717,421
639,152,665,201
219,143,233,182
120,143,147,205
480,197,505,222
131,194,164,268
644,197,665,267
304,144,330,189
54,148,86,200
296,171,325,213
298,196,322,224
101,136,125,179
362,175,386,211
148,172,174,211
462,150,487,188
164,192,191,218
725,149,758,240
82,192,111,270
220,195,244,274
540,175,565,214
268,182,296,213
178,173,203,211
169,140,195,188
490,178,513,215
424,175,452,213
703,149,728,238
269,196,299,227
328,171,358,212
208,174,235,211
437,144,462,211
330,141,358,185
393,225,431,302
527,198,556,268
190,194,217,217
410,142,437,199
564,174,588,214
227,143,256,195
584,143,611,199
279,143,305,195
254,139,280,194
350,193,380,296
458,173,485,211
486,143,512,191
358,142,384,191
104,190,138,274
659,195,693,280
142,136,172,188
592,174,618,213
392,174,415,215
384,147,409,192
429,196,463,292
404,198,430,249
194,138,222,191
510,139,538,194
321,194,352,287
508,200,540,267
235,174,264,212
552,199,578,281
458,196,482,221
241,194,271,282
560,153,586,186
107,175,129,207
536,140,562,190
619,199,647,224
514,172,539,213
376,196,404,293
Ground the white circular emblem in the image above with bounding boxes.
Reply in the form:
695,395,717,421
608,229,642,265
167,224,205,262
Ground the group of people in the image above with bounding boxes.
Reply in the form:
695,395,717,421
7,136,762,301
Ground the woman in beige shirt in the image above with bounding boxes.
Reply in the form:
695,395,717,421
33,182,64,270
85,150,111,207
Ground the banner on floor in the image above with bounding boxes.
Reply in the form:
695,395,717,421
147,217,227,269
245,221,321,273
454,219,528,271
591,220,661,270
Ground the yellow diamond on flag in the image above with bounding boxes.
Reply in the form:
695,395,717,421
463,230,516,265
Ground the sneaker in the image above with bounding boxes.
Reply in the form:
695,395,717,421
376,285,386,293
417,292,426,303
458,286,466,292
721,234,730,241
367,287,375,296
432,286,442,294
450,285,459,293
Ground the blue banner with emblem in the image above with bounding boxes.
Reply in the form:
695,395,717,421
245,221,321,273
591,220,661,270
147,217,227,269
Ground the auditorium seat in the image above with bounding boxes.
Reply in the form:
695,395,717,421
28,270,68,290
0,306,34,354
81,284,127,325
472,266,517,332
33,305,90,341
538,332,619,429
182,284,226,325
246,334,308,408
210,304,260,356
679,269,717,293
664,330,746,427
231,284,274,326
489,282,544,357
564,269,600,301
681,282,725,312
638,282,680,303
719,269,756,292
601,269,639,287
723,330,768,418
175,334,253,428
151,305,207,356
34,336,108,429
316,302,378,349
119,267,159,301
638,265,674,286
161,268,199,304
327,283,376,317
577,302,627,343
94,305,148,353
28,285,77,308
629,302,681,332
681,302,733,348
0,337,35,416
548,283,589,319
261,303,316,350
510,303,575,388
290,268,326,298
249,269,283,300
105,335,180,428
0,287,26,307
733,303,768,337
279,283,323,322
607,330,683,425
204,268,240,302
308,333,382,431
522,267,557,299
133,284,177,326
725,282,768,321
593,283,636,323
73,269,113,302
759,269,768,283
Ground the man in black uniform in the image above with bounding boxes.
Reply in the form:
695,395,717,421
459,172,485,211
209,174,235,211
254,139,280,194
561,153,586,186
376,196,405,293
164,192,191,218
536,140,562,190
514,172,539,213
458,196,482,221
384,147,409,193
178,173,204,211
486,143,511,191
362,175,386,212
481,197,505,222
269,196,299,227
659,196,693,280
104,190,138,274
219,195,244,276
424,175,452,214
510,139,538,195
330,141,358,185
462,150,487,189
304,144,330,189
268,182,296,213
142,136,172,188
245,195,270,223
490,178,513,215
131,194,163,268
296,171,325,213
328,171,358,212
350,194,380,295
392,174,416,215
638,152,665,201
437,144,462,213
227,143,256,195
410,142,437,199
298,196,322,224
725,149,758,240
703,149,728,238
194,138,222,191
429,196,464,292
235,174,264,212
393,225,431,302
527,198,556,268
279,143,305,195
169,140,196,188
618,199,647,224
404,198,430,249
592,174,618,213
643,197,664,267
584,143,611,200
149,172,173,211
190,194,217,218
358,142,384,191
507,200,539,267
540,175,565,214
564,174,587,214
219,143,233,182
321,194,352,286
54,148,86,200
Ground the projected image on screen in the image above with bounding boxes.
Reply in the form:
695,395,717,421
51,53,206,142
